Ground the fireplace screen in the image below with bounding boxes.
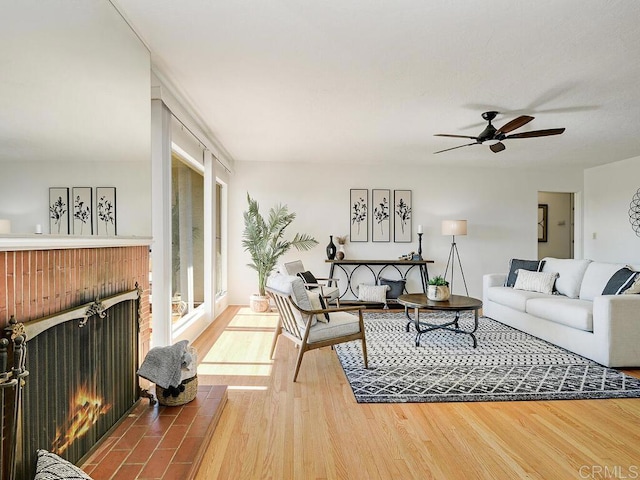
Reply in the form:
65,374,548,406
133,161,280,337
3,288,140,480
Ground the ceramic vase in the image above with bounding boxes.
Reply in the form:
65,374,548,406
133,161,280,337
326,236,337,260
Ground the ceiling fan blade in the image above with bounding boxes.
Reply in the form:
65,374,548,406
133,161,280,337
506,128,566,139
496,115,534,135
434,134,478,140
490,142,506,153
433,142,478,154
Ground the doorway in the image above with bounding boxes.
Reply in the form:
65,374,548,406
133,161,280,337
538,191,574,259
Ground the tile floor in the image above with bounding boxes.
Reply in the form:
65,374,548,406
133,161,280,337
81,384,227,480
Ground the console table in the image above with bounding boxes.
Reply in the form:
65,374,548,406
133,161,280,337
326,259,434,303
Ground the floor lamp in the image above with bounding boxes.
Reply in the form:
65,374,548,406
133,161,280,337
442,220,469,296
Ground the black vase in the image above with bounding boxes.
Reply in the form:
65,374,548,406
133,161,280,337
326,235,337,260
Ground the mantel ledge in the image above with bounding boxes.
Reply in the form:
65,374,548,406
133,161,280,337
0,235,152,251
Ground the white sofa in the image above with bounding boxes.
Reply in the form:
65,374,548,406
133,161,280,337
483,257,640,367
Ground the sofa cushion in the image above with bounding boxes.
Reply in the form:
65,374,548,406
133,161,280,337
542,257,592,299
579,262,627,301
486,286,550,312
602,267,640,295
513,270,558,294
504,258,545,287
525,297,593,331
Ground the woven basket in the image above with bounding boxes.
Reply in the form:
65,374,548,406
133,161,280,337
156,375,198,406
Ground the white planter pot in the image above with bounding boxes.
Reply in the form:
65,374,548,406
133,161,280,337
250,294,270,312
427,285,450,301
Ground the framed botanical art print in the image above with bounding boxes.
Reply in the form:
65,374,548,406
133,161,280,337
96,187,117,236
72,187,93,235
393,190,412,242
372,189,390,242
350,189,368,242
49,187,69,235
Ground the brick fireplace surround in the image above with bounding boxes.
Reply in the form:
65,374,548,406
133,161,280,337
0,242,228,479
0,246,151,356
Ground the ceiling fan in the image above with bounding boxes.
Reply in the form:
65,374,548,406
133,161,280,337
433,111,565,154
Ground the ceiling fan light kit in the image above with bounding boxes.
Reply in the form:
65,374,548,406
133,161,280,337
434,111,565,154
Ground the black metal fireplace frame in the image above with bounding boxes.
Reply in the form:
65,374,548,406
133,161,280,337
1,286,141,480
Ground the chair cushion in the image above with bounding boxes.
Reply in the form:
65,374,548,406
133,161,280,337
282,260,305,276
504,259,545,287
316,284,340,302
379,278,406,299
305,311,361,343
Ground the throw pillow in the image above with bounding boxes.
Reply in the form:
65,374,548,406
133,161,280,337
505,259,545,287
602,267,639,295
379,278,406,299
357,284,389,304
307,290,330,322
34,449,93,480
513,269,558,294
297,270,318,287
624,275,640,294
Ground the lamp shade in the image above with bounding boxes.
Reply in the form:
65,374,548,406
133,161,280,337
441,219,467,236
0,219,11,234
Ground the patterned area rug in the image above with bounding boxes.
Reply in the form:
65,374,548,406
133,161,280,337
334,312,640,403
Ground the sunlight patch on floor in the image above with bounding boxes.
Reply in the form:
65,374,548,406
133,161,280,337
197,313,277,377
198,359,273,376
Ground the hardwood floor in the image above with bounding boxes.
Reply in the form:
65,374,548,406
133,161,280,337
193,306,640,480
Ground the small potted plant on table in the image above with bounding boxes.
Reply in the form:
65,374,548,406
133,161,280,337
427,275,450,301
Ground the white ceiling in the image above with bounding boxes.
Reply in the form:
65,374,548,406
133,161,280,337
115,0,640,169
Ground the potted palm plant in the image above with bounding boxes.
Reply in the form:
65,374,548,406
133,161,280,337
427,275,450,301
242,193,318,312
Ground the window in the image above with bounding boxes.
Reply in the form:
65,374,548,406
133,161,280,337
215,182,225,298
171,153,205,329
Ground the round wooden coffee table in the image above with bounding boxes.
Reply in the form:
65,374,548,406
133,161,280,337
397,293,483,347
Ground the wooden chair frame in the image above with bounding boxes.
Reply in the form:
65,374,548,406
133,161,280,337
267,287,368,382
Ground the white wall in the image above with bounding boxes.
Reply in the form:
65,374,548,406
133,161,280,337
229,162,583,303
0,161,151,235
0,1,152,237
584,156,640,263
